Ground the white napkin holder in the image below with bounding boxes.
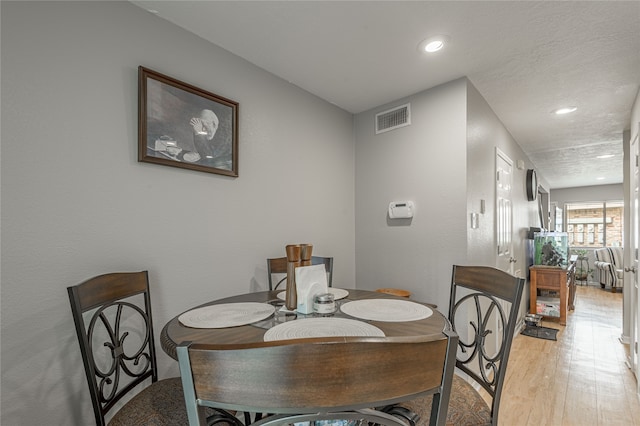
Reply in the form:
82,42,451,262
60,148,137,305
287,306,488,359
295,264,328,314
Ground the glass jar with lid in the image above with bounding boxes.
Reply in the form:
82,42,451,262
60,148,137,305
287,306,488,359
313,293,336,315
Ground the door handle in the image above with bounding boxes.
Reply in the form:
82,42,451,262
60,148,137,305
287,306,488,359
624,266,637,274
509,257,517,263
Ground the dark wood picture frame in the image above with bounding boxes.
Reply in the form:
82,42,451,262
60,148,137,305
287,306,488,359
138,66,238,177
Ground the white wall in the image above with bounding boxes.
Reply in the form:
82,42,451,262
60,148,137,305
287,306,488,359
354,77,542,319
466,81,541,320
354,79,468,313
353,77,542,339
1,2,355,424
4,2,625,425
632,89,640,140
466,81,539,271
551,184,624,205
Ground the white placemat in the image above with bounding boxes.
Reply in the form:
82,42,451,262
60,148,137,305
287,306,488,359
340,299,433,322
263,317,385,341
277,288,349,301
179,302,275,328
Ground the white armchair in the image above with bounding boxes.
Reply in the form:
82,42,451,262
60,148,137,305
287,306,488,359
594,247,624,292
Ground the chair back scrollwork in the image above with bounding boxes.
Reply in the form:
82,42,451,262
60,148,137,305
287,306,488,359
451,291,508,390
68,271,158,426
86,300,153,407
448,265,525,424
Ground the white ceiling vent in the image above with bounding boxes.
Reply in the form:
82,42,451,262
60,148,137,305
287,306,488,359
375,103,411,134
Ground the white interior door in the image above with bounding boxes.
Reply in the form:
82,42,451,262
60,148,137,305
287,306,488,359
496,148,514,275
492,149,514,355
630,130,639,385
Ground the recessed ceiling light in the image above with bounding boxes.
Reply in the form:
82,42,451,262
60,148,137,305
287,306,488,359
424,40,444,52
596,177,605,180
418,36,450,54
553,106,577,115
596,154,614,159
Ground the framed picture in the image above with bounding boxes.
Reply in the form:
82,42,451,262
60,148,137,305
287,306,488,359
138,66,238,177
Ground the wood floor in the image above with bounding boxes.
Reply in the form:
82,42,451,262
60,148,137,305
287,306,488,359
499,284,640,425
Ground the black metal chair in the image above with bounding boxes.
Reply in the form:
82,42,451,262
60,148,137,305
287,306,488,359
385,265,525,426
267,256,333,290
67,271,236,425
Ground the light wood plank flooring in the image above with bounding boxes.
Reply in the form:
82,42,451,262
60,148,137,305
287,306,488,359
499,284,640,425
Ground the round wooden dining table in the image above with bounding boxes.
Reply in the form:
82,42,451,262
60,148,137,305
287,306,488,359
160,289,458,426
160,289,448,359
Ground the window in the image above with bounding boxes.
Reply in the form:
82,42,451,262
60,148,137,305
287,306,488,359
565,201,624,248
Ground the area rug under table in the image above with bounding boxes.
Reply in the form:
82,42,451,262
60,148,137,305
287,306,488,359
521,325,559,341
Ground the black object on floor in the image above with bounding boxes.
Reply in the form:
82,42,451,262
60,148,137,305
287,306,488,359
521,325,558,341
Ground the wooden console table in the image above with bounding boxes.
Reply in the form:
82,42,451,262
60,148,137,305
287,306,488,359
529,264,576,325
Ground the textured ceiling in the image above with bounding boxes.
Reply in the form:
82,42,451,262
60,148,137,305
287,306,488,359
130,1,640,189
